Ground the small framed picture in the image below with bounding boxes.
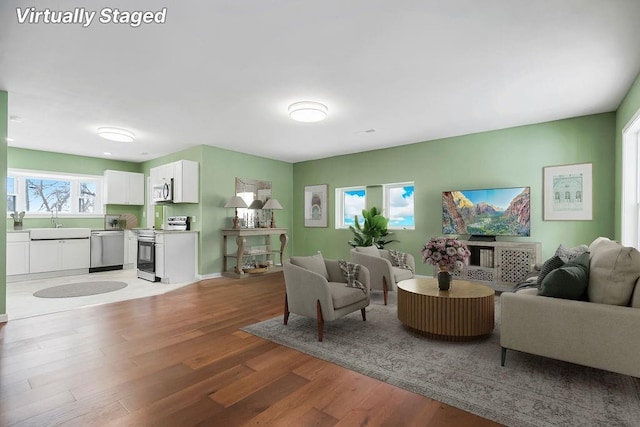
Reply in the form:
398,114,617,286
304,184,328,227
543,163,592,220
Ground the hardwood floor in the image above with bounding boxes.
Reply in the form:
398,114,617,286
0,273,502,426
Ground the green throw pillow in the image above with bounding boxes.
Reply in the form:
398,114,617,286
539,252,590,300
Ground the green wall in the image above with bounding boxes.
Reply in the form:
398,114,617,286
6,147,143,230
292,113,616,275
141,145,293,276
1,91,8,318
615,71,640,239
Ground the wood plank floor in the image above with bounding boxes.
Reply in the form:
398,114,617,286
0,273,502,426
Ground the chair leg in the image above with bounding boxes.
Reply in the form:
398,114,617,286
383,276,388,305
316,300,324,342
283,294,290,325
361,308,366,321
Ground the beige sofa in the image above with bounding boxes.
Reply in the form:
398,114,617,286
501,237,640,378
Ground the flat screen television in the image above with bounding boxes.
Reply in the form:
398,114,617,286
442,187,530,238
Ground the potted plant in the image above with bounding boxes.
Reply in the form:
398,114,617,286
348,207,398,249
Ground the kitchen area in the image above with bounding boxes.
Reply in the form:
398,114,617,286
5,159,200,320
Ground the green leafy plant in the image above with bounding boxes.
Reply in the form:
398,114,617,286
348,207,398,249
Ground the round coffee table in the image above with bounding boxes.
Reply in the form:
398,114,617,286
397,278,495,341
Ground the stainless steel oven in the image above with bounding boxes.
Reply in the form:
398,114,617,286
137,230,158,282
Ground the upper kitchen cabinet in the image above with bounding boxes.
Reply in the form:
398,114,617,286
150,160,199,203
104,170,145,205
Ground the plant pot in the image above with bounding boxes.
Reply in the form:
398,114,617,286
437,270,451,291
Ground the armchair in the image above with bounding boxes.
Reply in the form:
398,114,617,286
283,254,370,341
350,246,415,305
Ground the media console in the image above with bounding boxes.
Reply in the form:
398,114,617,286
441,240,542,292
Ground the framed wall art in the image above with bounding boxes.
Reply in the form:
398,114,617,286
543,163,592,220
304,184,328,227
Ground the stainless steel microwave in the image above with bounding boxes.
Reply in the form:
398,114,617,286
152,179,173,202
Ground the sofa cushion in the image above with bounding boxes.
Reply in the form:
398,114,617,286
338,260,366,293
327,282,367,309
632,277,640,308
355,245,381,257
539,252,589,300
588,237,640,306
536,255,565,288
290,253,329,280
555,244,589,263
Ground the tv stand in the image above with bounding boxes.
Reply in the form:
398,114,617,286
445,240,541,292
468,235,496,242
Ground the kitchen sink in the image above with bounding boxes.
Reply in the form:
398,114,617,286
29,228,92,240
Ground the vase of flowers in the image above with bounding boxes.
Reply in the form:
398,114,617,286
420,237,471,291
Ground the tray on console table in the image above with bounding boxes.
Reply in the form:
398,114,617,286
221,228,289,278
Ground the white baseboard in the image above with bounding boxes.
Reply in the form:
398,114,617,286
0,313,8,323
198,272,222,280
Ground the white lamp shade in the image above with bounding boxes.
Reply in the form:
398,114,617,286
263,198,283,210
224,196,248,208
288,101,328,123
97,127,135,142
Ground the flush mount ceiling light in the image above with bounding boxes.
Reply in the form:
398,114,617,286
288,101,328,123
97,127,135,143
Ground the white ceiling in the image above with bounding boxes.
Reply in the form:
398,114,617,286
1,0,639,164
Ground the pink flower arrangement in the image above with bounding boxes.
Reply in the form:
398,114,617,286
421,237,470,271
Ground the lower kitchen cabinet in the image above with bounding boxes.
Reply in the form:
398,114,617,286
155,231,198,284
123,230,137,269
7,232,30,276
30,238,90,273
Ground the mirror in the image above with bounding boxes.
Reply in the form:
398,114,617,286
235,178,272,227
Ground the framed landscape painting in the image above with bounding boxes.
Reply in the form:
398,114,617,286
543,163,592,220
304,184,328,227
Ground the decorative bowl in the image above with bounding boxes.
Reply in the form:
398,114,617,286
243,264,269,274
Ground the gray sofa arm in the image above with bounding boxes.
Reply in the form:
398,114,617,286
501,290,640,378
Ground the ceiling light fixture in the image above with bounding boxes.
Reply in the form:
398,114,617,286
97,127,135,142
288,101,328,123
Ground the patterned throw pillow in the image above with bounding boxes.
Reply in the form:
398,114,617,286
338,260,366,293
389,249,413,273
536,255,565,288
555,244,589,263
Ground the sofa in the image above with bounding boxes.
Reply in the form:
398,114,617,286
501,237,640,378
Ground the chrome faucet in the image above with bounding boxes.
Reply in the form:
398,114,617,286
51,207,62,228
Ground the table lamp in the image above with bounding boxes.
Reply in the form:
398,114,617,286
263,198,283,228
224,196,248,229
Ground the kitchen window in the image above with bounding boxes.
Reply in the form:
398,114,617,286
7,169,104,217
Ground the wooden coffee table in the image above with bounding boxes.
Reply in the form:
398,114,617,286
397,278,495,341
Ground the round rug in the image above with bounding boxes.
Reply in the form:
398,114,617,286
34,281,128,298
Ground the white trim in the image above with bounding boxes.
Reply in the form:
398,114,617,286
0,313,7,324
198,273,223,280
621,107,640,248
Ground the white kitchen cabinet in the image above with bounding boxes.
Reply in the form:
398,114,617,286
123,230,137,269
30,239,90,273
7,232,30,276
104,170,145,205
150,160,199,203
155,231,198,284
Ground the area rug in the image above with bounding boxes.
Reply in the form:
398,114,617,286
33,281,128,298
242,294,640,427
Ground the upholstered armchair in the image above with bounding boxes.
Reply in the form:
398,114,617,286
283,254,371,341
350,246,415,305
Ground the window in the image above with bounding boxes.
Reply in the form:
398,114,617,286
6,169,103,216
335,186,366,228
384,182,415,229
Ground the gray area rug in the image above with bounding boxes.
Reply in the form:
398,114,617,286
34,281,128,298
242,293,640,426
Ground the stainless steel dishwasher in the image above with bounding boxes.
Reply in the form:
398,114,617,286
90,230,124,272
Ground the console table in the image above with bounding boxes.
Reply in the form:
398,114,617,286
221,228,289,278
